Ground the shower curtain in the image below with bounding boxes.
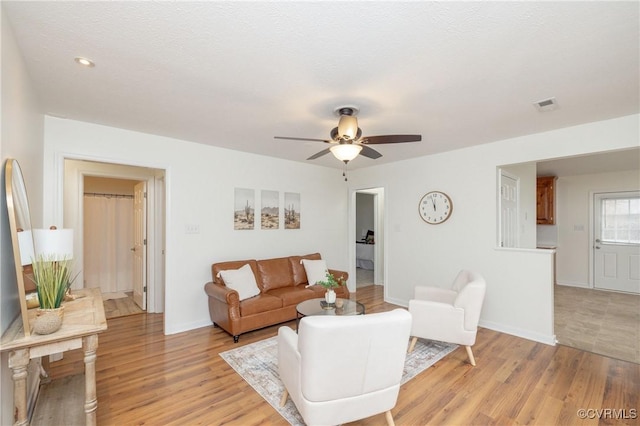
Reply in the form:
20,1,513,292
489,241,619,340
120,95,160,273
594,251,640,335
83,194,134,293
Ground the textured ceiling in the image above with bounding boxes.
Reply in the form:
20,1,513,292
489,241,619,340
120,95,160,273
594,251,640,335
3,1,639,170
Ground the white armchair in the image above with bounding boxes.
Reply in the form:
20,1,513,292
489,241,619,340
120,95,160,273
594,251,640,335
278,309,412,426
408,270,486,366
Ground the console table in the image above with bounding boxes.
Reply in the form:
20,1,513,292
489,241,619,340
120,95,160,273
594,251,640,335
0,287,107,425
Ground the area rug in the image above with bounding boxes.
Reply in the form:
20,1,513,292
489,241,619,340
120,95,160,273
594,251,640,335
220,335,457,425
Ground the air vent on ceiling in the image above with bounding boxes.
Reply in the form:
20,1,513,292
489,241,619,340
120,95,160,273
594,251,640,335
534,97,558,112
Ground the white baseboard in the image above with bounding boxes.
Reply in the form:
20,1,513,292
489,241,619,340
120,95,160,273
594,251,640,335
385,296,556,346
479,319,556,346
167,319,213,335
556,280,591,289
384,296,408,308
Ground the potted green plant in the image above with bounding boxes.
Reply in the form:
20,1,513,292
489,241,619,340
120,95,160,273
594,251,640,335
30,255,76,334
317,272,343,304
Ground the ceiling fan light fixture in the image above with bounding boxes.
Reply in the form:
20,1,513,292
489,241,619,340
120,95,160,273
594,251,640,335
338,115,358,139
330,143,362,162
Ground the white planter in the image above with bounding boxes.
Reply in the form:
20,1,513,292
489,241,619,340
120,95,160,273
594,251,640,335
325,289,336,304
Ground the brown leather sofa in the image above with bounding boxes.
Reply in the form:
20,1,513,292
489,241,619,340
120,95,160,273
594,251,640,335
204,253,349,342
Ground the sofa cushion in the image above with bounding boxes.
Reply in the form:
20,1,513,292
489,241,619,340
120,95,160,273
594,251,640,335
301,259,329,285
240,293,283,316
289,253,322,286
257,257,294,292
217,264,261,301
267,285,317,307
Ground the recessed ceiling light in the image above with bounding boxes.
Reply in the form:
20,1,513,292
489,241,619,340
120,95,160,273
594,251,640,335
74,57,95,68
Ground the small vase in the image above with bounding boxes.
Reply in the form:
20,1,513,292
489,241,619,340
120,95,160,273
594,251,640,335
325,289,336,304
33,306,64,335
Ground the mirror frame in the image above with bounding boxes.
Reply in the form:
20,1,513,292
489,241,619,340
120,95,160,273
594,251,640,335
5,159,33,336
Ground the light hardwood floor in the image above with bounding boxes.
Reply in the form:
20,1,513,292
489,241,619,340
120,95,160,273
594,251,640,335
555,285,640,364
43,285,640,425
103,292,144,319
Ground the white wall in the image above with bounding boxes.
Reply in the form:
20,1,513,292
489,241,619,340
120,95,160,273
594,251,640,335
348,114,639,344
42,117,350,334
556,169,640,288
1,9,45,425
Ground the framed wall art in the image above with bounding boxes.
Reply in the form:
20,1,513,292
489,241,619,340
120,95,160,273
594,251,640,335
261,190,279,229
284,192,300,229
234,188,255,230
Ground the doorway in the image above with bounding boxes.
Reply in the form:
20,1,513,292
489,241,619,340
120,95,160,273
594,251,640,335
83,176,147,317
354,188,384,289
63,159,165,315
592,191,640,294
83,177,138,295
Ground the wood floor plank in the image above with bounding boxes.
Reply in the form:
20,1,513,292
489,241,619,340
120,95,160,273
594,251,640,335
40,285,639,426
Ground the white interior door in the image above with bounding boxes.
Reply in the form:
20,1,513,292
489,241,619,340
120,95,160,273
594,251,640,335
594,191,640,294
499,171,519,248
133,181,147,309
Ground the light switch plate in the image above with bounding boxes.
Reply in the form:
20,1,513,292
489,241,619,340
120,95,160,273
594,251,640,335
185,224,200,234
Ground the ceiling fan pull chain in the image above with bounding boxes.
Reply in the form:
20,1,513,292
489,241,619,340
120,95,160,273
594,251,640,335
343,160,349,181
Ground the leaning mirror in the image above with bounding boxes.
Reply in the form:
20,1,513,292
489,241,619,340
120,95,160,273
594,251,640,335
5,159,34,336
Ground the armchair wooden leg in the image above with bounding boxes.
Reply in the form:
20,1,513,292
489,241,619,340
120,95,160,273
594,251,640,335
465,345,476,366
385,410,395,426
408,337,417,353
279,389,288,407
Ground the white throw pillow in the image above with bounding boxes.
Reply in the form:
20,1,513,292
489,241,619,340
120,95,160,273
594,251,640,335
217,264,261,301
301,259,329,285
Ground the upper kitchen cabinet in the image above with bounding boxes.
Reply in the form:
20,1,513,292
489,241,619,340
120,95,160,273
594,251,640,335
537,176,557,225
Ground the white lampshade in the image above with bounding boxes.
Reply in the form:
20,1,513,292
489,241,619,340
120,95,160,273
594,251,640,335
17,230,35,266
33,228,74,261
337,115,358,139
330,144,363,162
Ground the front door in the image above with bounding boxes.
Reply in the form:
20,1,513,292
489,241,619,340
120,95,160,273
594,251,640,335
594,191,640,294
133,181,147,310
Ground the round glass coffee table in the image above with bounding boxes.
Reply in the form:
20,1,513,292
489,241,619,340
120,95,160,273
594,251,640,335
296,298,365,331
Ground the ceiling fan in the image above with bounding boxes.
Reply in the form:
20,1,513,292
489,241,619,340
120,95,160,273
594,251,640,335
274,107,422,164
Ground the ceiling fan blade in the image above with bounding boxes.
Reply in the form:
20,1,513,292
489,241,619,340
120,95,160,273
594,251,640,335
307,148,332,160
359,145,382,159
362,134,422,144
274,136,331,143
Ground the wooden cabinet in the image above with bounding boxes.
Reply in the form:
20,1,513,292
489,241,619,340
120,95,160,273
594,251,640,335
537,176,557,225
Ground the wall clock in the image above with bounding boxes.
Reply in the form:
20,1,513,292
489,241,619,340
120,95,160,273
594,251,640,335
419,191,453,224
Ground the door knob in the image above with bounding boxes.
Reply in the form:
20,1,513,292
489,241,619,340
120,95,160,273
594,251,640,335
130,247,136,252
